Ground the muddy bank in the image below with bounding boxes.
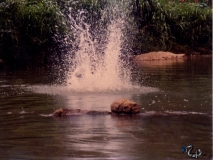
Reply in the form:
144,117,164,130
133,51,186,61
133,51,212,62
133,51,212,67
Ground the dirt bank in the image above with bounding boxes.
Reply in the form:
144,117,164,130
133,51,186,61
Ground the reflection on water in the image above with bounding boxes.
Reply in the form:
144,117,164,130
0,57,212,159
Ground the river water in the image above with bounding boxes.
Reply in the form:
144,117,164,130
0,56,212,160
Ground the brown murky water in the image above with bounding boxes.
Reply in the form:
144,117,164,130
0,56,212,159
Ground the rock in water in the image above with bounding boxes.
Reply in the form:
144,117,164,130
53,99,140,117
53,108,83,116
110,99,140,114
53,108,111,117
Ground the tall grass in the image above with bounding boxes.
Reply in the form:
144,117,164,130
164,2,212,46
132,0,212,54
0,0,212,67
0,0,108,67
0,0,66,67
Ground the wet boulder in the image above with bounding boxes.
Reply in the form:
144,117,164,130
110,99,140,114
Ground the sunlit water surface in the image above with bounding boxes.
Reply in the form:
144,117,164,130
0,56,212,159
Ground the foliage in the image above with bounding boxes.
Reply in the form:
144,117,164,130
55,0,107,32
0,0,67,67
131,0,212,54
53,0,109,62
0,0,212,68
163,2,212,46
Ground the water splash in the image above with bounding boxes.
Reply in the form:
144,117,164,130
29,1,159,95
66,22,133,92
63,1,142,93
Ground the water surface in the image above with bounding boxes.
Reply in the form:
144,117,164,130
0,56,212,159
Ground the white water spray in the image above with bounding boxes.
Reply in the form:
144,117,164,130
63,1,140,93
66,21,134,93
28,1,159,95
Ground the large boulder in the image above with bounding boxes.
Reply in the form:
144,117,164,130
110,99,140,114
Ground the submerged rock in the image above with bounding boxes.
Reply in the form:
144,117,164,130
53,108,111,117
110,99,140,114
52,99,140,117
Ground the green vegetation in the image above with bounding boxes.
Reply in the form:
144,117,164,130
56,0,107,28
0,0,66,67
132,0,212,54
0,0,212,68
0,0,107,67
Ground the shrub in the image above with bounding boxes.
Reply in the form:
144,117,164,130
131,0,212,54
0,0,67,67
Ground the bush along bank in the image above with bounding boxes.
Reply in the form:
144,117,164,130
0,0,212,68
131,0,212,55
0,0,67,68
0,0,108,68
